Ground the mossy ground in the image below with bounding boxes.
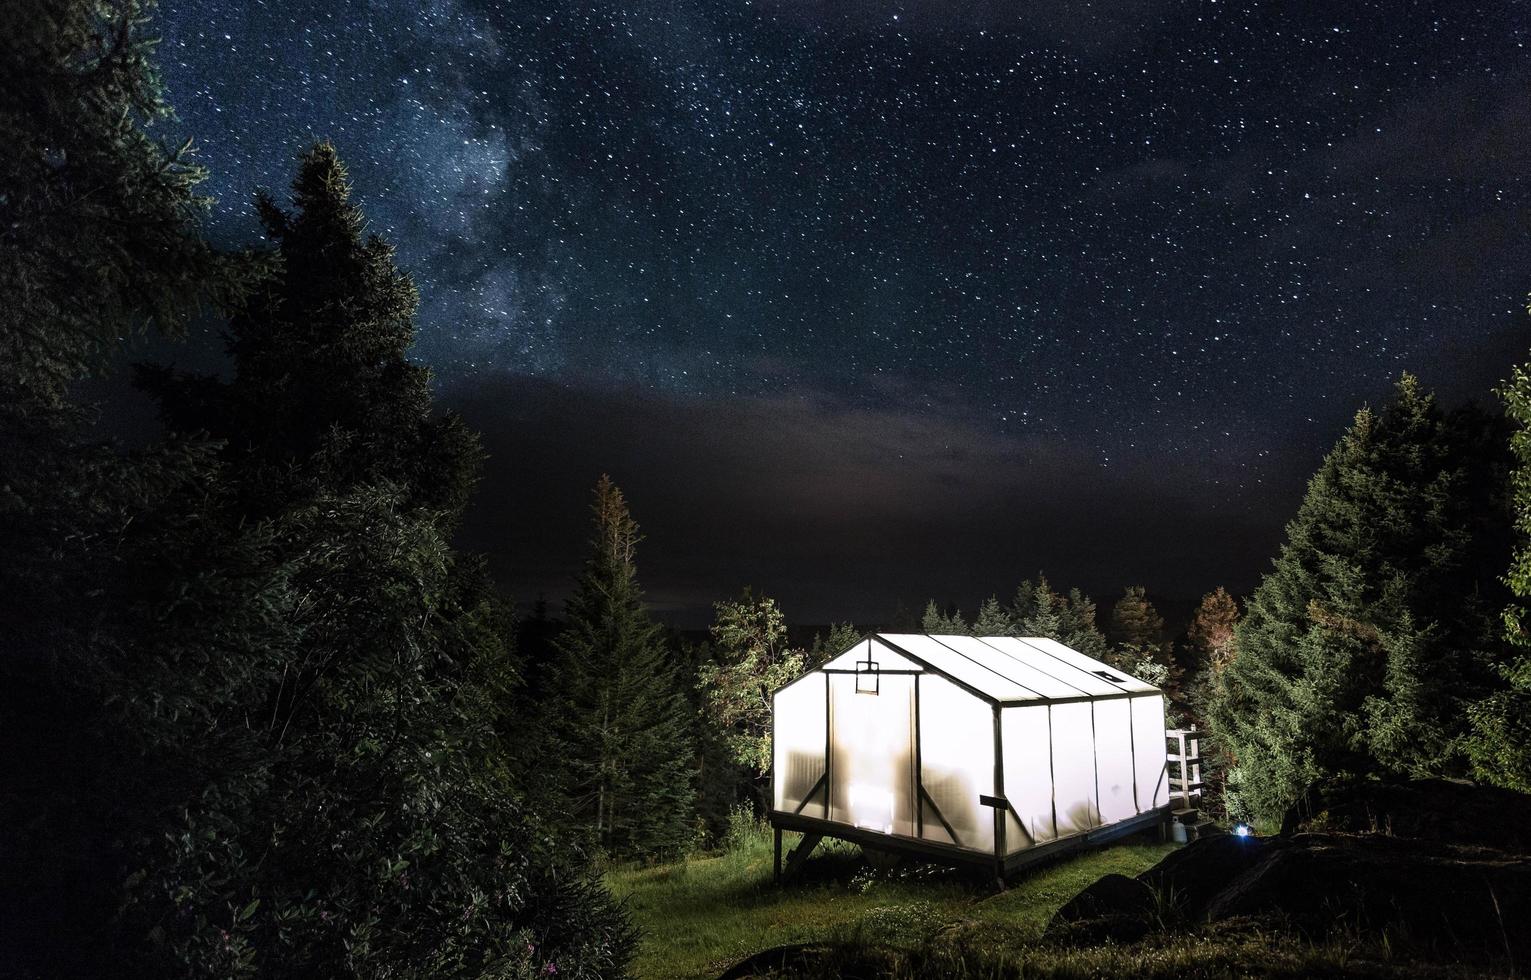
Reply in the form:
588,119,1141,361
607,819,1506,979
606,820,1174,980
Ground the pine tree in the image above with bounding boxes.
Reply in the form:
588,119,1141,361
122,146,633,976
1107,586,1182,696
1,107,635,973
1015,579,1063,638
973,594,1014,634
1209,374,1510,822
139,142,479,520
809,622,863,665
1058,587,1113,662
1186,587,1240,673
0,3,250,970
921,599,968,634
0,0,244,405
1467,329,1531,792
1107,586,1168,654
1012,578,1113,662
545,476,696,859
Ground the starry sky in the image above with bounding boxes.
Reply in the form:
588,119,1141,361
153,0,1531,625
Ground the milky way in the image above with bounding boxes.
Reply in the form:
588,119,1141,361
155,0,1531,619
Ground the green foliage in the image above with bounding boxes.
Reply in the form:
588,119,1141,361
543,475,697,860
973,595,1014,634
1011,578,1112,661
1466,658,1531,791
139,142,480,521
1186,587,1240,673
698,590,806,777
1467,328,1531,791
0,0,249,405
921,599,969,634
1,80,634,975
1209,374,1511,822
809,622,862,665
116,489,632,978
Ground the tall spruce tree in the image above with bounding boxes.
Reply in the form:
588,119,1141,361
1,133,635,975
139,143,480,519
0,2,255,970
1467,333,1531,791
1186,587,1240,673
1209,374,1510,822
1057,586,1112,662
1107,586,1182,696
1010,577,1112,661
133,145,631,977
1107,586,1169,655
921,599,969,633
545,476,696,859
973,594,1015,634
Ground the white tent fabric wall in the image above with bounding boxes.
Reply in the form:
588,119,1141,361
771,671,826,818
770,633,1170,863
918,673,993,851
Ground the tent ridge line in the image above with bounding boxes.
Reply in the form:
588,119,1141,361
926,633,1047,701
973,635,1094,698
871,635,1001,705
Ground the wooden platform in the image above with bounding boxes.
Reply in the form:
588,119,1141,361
768,805,1171,882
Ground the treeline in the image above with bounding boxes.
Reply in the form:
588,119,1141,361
914,581,1236,709
914,372,1531,825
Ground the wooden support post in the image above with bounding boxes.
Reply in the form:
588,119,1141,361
980,792,1008,891
782,832,823,880
773,826,782,884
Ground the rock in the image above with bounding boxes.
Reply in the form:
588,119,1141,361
1280,778,1531,853
1050,872,1154,921
1203,833,1531,961
1135,832,1274,920
1043,780,1531,965
1043,873,1155,944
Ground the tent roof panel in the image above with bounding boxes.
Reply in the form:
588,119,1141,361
820,634,1164,703
976,637,1124,697
1014,637,1160,694
929,634,1087,700
873,634,1039,702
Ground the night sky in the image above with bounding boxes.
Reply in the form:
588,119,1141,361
149,0,1531,625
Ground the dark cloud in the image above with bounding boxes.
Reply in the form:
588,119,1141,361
447,375,1306,626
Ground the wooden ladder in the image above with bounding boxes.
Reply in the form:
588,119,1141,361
1165,728,1219,841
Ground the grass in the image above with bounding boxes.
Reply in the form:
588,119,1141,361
607,815,1508,979
605,813,1176,980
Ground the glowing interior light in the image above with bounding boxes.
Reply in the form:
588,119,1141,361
849,783,894,834
1234,823,1252,838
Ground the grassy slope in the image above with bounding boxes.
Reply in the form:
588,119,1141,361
607,824,1175,980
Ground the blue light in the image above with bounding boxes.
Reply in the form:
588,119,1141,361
1234,823,1252,838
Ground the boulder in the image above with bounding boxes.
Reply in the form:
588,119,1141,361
1046,780,1531,965
1136,832,1273,920
1281,778,1531,853
1204,833,1531,962
1043,872,1155,944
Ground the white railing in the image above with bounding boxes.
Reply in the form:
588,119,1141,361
1165,728,1204,811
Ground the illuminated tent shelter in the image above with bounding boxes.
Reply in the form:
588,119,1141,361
769,634,1170,881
